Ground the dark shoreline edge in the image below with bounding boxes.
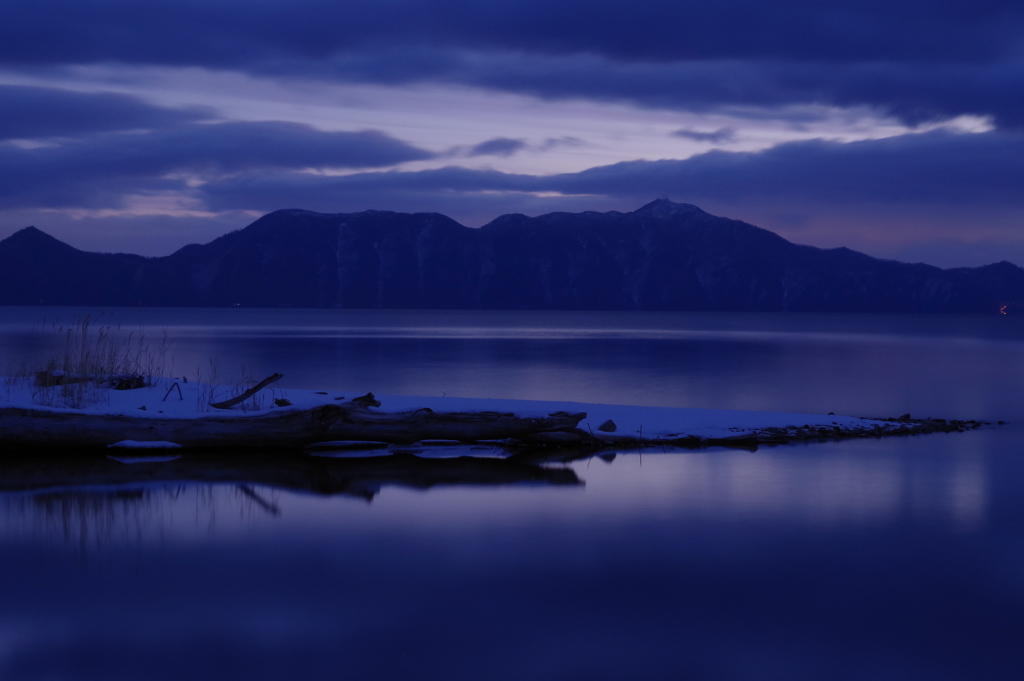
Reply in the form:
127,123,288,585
0,413,996,456
0,418,997,503
514,415,996,450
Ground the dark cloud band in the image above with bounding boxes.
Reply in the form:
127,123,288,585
0,85,212,140
4,1,1021,65
2,2,1023,127
0,121,434,209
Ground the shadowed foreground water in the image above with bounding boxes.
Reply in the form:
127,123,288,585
1,309,1023,680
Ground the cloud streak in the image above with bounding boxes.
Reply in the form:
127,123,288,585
197,130,1024,211
672,128,737,144
0,85,213,140
467,137,528,157
0,121,434,209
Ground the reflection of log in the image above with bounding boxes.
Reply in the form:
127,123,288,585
237,484,281,515
0,449,582,500
0,401,587,449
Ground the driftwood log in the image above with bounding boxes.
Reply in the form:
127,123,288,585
324,398,586,444
0,404,343,449
209,373,283,410
0,395,587,449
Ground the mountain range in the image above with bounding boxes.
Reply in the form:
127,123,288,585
1,199,1021,313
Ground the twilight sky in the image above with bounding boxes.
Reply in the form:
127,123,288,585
1,0,1022,267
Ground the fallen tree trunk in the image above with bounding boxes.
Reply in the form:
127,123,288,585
0,399,587,449
324,398,586,444
0,404,344,449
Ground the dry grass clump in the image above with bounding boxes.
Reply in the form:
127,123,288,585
28,315,173,409
4,314,275,412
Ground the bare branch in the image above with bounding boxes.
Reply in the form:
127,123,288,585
209,373,283,410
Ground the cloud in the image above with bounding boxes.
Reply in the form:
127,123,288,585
672,127,736,143
198,166,540,214
548,130,1024,205
467,137,527,157
0,85,213,140
455,136,582,158
4,1,1021,67
10,124,1014,216
2,2,1023,128
0,121,435,209
540,136,585,150
416,51,1024,129
130,122,436,172
198,130,1024,210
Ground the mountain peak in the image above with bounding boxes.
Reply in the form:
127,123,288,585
634,198,708,219
0,226,75,251
9,225,45,239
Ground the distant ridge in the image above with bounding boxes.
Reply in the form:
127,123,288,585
2,199,1022,313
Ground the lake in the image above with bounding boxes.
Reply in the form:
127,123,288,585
1,308,1023,680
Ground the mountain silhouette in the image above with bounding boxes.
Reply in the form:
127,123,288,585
2,199,1021,313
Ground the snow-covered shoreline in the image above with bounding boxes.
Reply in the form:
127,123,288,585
0,375,987,450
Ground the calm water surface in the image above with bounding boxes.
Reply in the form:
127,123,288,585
1,308,1023,680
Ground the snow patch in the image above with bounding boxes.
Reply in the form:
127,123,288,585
1,375,895,443
107,440,182,451
107,453,183,463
